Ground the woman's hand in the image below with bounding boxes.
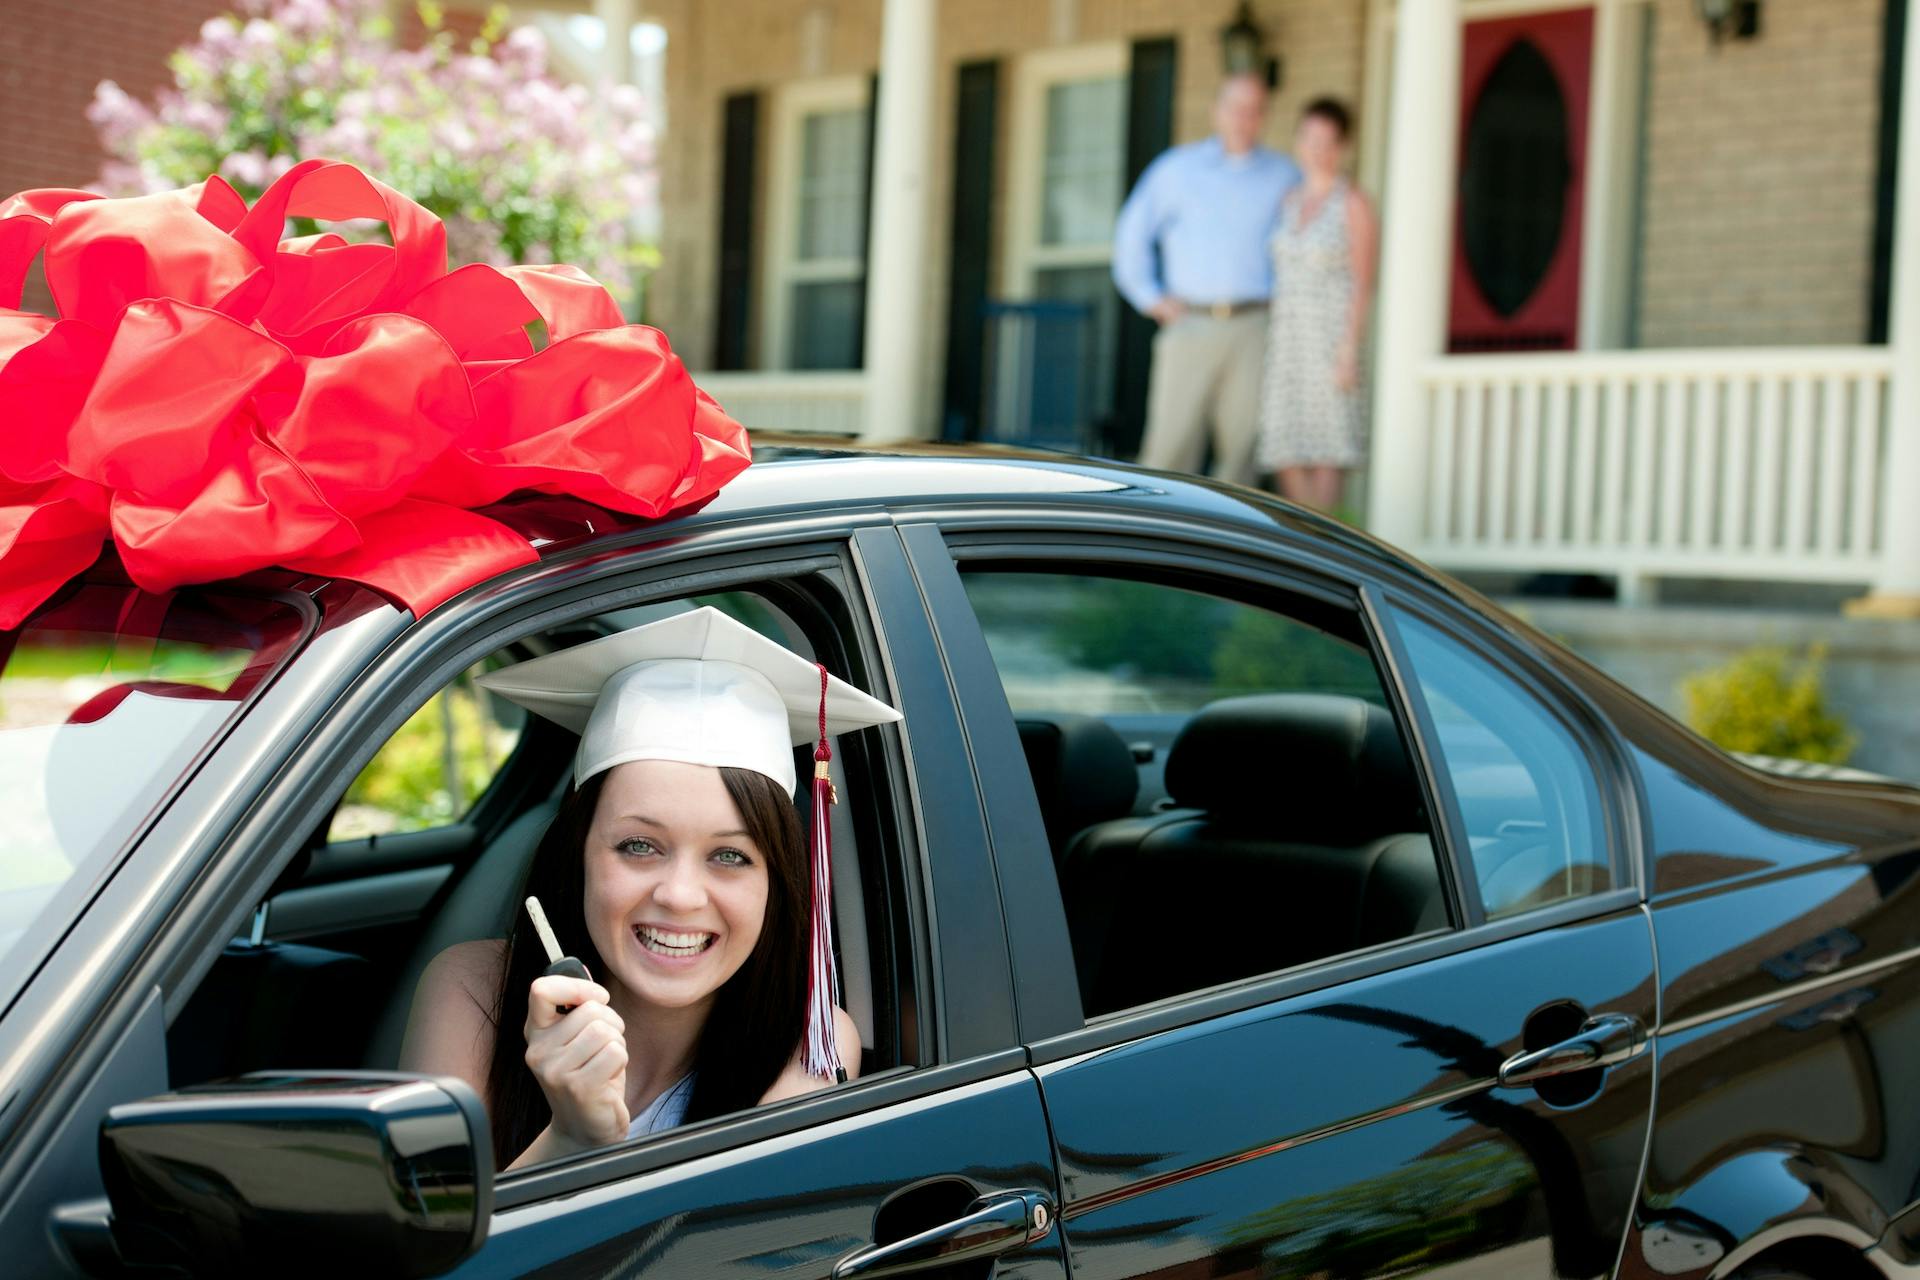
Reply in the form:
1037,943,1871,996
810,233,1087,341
523,975,630,1148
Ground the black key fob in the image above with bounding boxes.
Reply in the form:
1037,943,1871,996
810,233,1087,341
544,955,591,1014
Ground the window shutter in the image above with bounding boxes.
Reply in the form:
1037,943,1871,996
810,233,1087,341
853,71,880,361
1114,37,1177,458
716,90,760,371
943,60,1000,441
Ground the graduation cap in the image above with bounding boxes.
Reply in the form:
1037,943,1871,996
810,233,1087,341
477,606,902,1081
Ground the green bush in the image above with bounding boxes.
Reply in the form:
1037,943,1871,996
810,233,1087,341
1681,642,1857,764
339,681,515,834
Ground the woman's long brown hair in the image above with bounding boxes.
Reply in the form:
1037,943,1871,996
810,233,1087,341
486,766,809,1168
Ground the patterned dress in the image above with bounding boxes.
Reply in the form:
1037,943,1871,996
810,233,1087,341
1257,180,1366,470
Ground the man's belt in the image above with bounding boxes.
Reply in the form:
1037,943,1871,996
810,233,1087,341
1182,299,1267,320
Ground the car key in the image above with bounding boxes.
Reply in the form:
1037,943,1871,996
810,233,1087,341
525,895,591,1014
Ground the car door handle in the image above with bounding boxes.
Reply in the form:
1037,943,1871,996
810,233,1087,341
832,1189,1057,1279
1497,1011,1648,1088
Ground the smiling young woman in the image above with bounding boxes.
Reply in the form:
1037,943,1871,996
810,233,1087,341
395,608,893,1170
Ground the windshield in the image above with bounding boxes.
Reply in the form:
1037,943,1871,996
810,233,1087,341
0,585,308,980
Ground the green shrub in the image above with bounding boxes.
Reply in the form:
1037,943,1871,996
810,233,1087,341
1681,642,1857,764
339,681,515,834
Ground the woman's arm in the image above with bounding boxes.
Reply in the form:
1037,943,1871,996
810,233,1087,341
759,1006,863,1105
1338,189,1380,388
397,938,506,1103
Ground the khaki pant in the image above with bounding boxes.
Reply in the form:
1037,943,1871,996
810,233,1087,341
1135,311,1268,484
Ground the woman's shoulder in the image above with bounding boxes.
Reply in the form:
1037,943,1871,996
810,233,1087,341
757,1005,864,1106
398,938,507,1083
420,938,508,1007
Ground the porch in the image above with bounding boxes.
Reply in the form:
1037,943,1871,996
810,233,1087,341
680,0,1919,608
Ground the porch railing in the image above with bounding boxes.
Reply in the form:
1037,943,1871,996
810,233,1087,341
1410,348,1896,593
697,371,868,437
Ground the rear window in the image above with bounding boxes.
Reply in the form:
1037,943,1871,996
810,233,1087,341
0,585,308,972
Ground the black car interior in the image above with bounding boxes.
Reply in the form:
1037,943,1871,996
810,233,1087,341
1016,693,1445,1017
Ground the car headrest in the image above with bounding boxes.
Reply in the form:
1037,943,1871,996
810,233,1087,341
1164,694,1424,837
1017,715,1139,857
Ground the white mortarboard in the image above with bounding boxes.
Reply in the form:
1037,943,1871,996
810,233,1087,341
474,606,901,796
474,605,901,1082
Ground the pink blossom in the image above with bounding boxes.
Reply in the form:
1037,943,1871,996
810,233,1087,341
86,81,154,150
219,150,271,189
197,16,242,58
239,17,278,54
499,26,547,75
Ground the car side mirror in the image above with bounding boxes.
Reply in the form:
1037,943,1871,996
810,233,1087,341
96,1071,491,1279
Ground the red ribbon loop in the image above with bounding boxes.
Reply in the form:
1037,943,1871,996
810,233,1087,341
0,161,751,629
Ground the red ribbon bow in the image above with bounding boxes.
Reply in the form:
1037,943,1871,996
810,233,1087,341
0,159,751,628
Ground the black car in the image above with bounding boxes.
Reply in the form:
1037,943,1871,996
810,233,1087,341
2,442,1918,1280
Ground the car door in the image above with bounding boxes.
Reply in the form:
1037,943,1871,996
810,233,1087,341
905,520,1657,1279
438,524,1066,1278
1,524,1068,1280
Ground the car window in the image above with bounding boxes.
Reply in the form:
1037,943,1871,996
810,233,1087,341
167,577,917,1172
962,568,1448,1018
0,585,306,981
328,660,526,840
1388,608,1612,918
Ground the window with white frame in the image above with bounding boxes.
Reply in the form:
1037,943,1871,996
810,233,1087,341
766,78,870,371
1002,46,1128,437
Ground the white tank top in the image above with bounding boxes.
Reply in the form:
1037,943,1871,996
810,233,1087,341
625,1074,694,1139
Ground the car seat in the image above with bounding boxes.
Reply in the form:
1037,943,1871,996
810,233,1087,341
1059,693,1445,1017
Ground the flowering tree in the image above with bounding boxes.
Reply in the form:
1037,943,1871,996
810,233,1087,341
88,0,656,304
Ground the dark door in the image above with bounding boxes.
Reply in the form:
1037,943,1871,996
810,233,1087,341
912,520,1657,1277
1450,6,1594,352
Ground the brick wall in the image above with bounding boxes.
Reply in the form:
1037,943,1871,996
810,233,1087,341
1636,0,1887,347
0,0,222,196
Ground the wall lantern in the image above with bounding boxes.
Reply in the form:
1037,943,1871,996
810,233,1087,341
1695,0,1762,43
1220,3,1281,89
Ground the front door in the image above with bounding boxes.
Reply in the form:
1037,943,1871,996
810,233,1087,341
1450,6,1595,352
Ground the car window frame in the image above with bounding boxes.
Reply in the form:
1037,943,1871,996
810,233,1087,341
0,521,1025,1217
1372,586,1646,922
922,526,1466,1045
925,518,1645,1064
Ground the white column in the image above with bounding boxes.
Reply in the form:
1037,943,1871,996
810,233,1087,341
594,0,635,88
860,0,937,441
1858,3,1920,613
1578,0,1646,350
1366,0,1462,549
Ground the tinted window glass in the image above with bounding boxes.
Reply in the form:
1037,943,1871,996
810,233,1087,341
0,586,305,972
1391,609,1611,917
964,570,1445,1018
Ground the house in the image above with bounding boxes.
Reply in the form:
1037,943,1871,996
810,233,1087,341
4,0,1913,612
608,0,1916,612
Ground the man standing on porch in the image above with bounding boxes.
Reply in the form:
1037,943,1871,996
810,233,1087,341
1112,72,1300,483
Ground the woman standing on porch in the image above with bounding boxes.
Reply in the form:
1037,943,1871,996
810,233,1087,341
1258,98,1378,514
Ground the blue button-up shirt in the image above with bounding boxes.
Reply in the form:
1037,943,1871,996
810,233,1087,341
1111,137,1302,313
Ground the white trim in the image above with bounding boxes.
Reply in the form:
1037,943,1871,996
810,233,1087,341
1000,41,1128,299
762,75,870,371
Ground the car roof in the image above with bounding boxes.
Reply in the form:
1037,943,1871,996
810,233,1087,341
482,436,1409,575
56,439,1443,628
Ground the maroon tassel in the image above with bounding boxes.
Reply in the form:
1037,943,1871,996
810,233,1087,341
803,662,845,1082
